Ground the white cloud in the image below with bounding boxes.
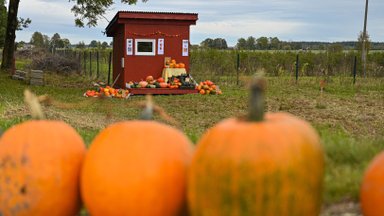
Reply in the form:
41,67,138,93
196,19,304,38
13,0,384,45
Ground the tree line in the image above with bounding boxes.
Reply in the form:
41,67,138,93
199,33,384,51
22,31,112,50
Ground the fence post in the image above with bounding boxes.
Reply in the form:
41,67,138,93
353,55,357,84
97,51,100,78
108,52,112,86
77,52,81,73
295,54,299,83
83,51,86,76
89,51,92,77
236,53,240,86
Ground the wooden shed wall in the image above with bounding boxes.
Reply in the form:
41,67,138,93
122,23,191,85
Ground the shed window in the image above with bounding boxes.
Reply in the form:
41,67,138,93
135,39,156,56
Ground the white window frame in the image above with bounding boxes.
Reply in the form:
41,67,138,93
135,39,156,56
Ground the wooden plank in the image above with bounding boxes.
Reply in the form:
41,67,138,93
31,70,43,74
12,75,24,80
15,70,27,76
129,88,198,95
30,78,44,86
30,73,44,79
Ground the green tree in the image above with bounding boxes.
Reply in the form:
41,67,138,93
200,38,214,48
1,0,146,72
357,31,371,53
16,17,31,30
43,35,50,48
269,37,280,50
213,38,227,49
30,31,45,48
246,36,256,50
62,38,71,48
200,38,227,49
16,40,25,49
256,36,268,50
236,38,247,50
101,41,109,49
76,41,86,49
89,40,100,48
50,33,61,49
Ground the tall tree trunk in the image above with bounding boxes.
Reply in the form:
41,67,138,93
1,0,19,73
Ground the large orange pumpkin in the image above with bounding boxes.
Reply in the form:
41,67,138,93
188,77,325,216
0,120,86,216
81,121,193,216
360,151,384,216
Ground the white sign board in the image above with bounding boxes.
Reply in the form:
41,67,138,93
182,39,189,56
126,39,133,55
158,38,164,55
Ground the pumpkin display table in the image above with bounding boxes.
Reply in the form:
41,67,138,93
124,67,198,95
162,68,187,83
129,88,198,95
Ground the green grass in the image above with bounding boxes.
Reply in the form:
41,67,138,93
0,68,384,208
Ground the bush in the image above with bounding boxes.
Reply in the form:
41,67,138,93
30,52,81,75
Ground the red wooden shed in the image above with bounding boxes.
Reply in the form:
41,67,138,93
105,11,198,89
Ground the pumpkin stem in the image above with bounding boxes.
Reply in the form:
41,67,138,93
140,94,154,120
24,89,46,120
138,95,180,126
248,74,267,122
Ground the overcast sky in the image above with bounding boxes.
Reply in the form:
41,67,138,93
16,0,384,46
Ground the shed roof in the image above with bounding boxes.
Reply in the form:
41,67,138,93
106,11,198,36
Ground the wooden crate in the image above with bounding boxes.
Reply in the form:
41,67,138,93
30,70,45,86
12,70,27,81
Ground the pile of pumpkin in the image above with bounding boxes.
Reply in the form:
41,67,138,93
196,80,222,95
128,76,169,89
166,59,185,68
84,86,130,99
128,75,195,90
1,80,384,216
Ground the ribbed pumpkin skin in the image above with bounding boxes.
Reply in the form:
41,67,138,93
188,113,324,216
81,121,193,216
360,151,384,216
0,120,86,216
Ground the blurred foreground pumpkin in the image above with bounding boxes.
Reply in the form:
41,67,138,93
81,96,193,216
0,90,86,216
188,76,325,216
360,151,384,216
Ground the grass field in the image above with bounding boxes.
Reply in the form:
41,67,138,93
0,70,383,214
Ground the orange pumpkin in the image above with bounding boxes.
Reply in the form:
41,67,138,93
0,120,86,216
157,77,165,83
188,77,324,216
159,82,168,88
360,151,384,216
139,81,148,88
81,121,193,216
146,75,154,83
179,63,185,68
